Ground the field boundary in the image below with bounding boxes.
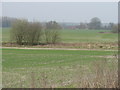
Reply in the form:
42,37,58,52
2,47,118,51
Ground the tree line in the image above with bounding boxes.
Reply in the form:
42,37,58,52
77,17,118,33
1,16,119,45
0,16,17,27
11,19,61,45
1,16,118,32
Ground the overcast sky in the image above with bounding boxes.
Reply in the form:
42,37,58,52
2,2,118,23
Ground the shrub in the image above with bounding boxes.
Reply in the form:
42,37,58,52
11,19,43,45
24,22,43,45
111,24,118,33
11,19,28,45
44,21,61,44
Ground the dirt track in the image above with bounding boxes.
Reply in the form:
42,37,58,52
1,47,118,51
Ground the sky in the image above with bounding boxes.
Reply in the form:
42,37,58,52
2,2,118,23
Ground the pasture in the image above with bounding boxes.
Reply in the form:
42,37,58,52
2,48,118,88
1,28,118,43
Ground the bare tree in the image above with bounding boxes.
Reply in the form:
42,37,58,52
44,21,61,44
88,17,101,30
111,24,118,33
11,19,28,45
24,22,43,45
11,19,43,45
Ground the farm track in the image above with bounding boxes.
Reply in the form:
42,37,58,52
1,47,118,51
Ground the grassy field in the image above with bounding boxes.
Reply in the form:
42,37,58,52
61,29,118,43
1,28,118,43
1,28,118,88
2,48,118,88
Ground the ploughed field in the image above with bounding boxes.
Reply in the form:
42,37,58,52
2,48,118,88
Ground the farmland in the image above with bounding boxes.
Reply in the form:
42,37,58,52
1,28,118,50
1,27,118,88
1,28,118,43
2,48,118,88
1,2,119,88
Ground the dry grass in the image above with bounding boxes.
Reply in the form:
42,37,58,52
2,49,118,88
2,42,118,50
16,58,118,88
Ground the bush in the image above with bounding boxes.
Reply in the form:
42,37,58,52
24,22,43,45
11,19,43,45
11,19,28,45
44,21,61,44
111,24,118,33
11,19,61,45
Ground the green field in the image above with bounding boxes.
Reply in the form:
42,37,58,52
61,29,118,43
1,28,118,43
2,48,118,88
1,28,118,88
